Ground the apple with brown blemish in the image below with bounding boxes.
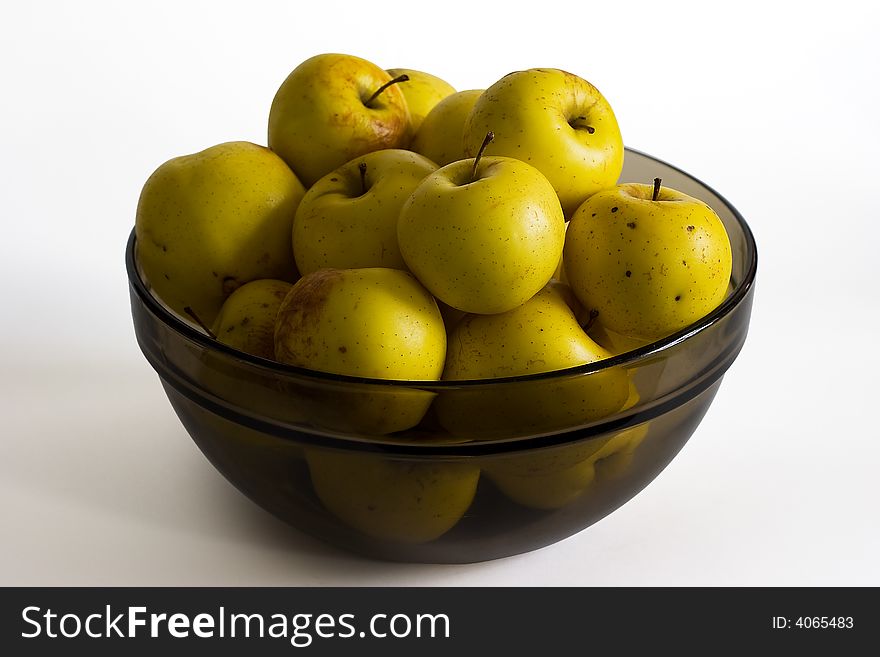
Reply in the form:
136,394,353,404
273,268,446,434
268,53,411,187
210,279,293,359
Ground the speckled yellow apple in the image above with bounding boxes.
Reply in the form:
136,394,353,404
292,149,437,275
135,141,304,326
463,68,623,216
386,67,456,137
410,89,483,166
211,279,292,359
273,268,446,434
398,139,565,314
435,284,630,439
268,53,410,187
194,279,310,426
564,179,733,341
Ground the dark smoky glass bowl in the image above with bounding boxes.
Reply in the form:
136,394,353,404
126,148,757,563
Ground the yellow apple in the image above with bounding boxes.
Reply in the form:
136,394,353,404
268,53,410,187
398,142,565,314
410,89,483,166
463,69,623,216
273,268,446,434
211,279,292,360
484,378,647,509
564,180,733,341
292,149,436,275
435,284,630,439
306,449,479,543
485,446,600,511
135,141,304,326
386,67,456,137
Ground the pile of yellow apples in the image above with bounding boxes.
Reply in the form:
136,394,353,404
135,52,732,431
135,53,737,540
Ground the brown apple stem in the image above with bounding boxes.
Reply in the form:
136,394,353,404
365,74,409,107
184,306,217,340
471,131,495,182
358,161,368,195
581,309,600,333
652,177,662,201
573,116,596,133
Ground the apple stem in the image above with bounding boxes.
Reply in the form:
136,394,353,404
581,309,600,333
471,131,495,182
184,306,217,340
358,161,368,195
652,177,662,201
365,74,409,107
571,116,595,134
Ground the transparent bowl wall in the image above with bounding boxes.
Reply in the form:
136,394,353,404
128,149,757,563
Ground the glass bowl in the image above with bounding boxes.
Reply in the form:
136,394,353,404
126,148,757,563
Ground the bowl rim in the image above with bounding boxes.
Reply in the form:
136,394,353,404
126,146,758,390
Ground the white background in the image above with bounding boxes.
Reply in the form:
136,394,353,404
1,0,878,585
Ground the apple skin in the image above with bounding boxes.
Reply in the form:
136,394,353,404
211,279,292,360
564,183,733,341
463,68,623,217
485,449,599,511
135,141,304,326
292,149,437,276
410,89,483,166
386,67,456,137
487,424,649,509
305,449,479,543
273,268,446,434
435,284,630,439
484,378,647,510
553,273,651,355
587,321,653,355
398,155,565,314
435,283,632,510
274,268,445,380
268,53,410,187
